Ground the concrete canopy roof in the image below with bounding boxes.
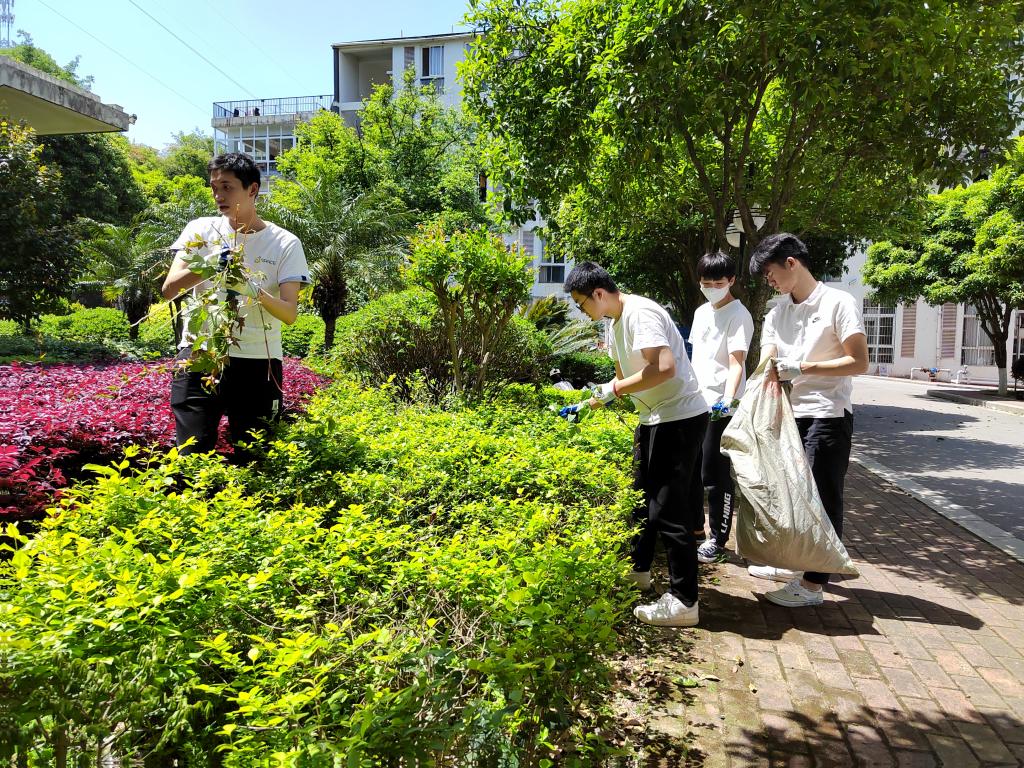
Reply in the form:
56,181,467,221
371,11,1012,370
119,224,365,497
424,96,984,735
0,56,131,135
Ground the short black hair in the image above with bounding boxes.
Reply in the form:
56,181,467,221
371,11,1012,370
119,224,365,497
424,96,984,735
697,250,736,281
563,261,618,296
208,152,261,191
748,233,811,276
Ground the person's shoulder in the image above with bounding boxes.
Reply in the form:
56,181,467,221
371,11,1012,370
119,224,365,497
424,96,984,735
626,294,669,317
184,216,221,233
692,302,712,322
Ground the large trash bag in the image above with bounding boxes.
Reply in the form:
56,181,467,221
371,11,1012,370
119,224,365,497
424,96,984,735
720,359,857,576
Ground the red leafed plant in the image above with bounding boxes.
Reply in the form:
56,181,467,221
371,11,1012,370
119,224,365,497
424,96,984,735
0,359,328,520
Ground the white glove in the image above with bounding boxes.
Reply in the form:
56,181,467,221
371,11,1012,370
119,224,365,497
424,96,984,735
592,380,618,404
774,357,803,381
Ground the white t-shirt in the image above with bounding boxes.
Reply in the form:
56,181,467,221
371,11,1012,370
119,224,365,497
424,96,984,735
761,282,865,418
690,298,754,407
607,294,706,426
171,216,310,360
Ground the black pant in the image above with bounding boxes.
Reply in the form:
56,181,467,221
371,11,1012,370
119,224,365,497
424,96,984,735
694,416,736,547
796,411,853,585
631,412,708,606
170,352,284,462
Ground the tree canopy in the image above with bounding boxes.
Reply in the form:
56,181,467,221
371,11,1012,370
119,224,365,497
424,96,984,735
0,120,82,326
464,0,1023,249
864,139,1024,393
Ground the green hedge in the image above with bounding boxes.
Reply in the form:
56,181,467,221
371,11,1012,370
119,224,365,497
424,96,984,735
553,351,616,388
281,313,325,358
322,289,550,400
34,307,130,343
8,380,638,766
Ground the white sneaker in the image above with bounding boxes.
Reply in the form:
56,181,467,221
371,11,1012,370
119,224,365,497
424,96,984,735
633,593,699,627
627,570,652,590
747,565,801,583
764,578,824,608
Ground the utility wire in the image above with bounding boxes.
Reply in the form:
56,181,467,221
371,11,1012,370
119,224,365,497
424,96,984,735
125,0,258,99
35,0,208,113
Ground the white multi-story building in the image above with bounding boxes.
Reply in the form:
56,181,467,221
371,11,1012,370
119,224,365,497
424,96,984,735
211,32,567,302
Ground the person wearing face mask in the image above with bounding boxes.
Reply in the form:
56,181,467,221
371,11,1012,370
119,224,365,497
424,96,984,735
688,251,754,563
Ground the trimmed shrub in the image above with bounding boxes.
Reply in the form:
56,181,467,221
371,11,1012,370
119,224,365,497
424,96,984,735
281,313,325,358
555,350,617,387
35,307,130,343
9,379,638,765
325,289,549,400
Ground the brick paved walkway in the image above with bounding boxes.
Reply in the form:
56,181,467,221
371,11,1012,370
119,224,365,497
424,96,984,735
676,462,1024,767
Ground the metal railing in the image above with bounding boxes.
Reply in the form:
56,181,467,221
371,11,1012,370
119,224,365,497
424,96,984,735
213,95,333,119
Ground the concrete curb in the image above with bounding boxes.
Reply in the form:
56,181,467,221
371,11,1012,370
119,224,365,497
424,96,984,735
852,454,1024,565
927,388,1024,417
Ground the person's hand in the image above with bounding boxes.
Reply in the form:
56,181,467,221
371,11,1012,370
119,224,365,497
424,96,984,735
559,401,590,419
217,246,232,272
763,361,782,399
710,397,740,420
774,357,803,381
592,380,618,405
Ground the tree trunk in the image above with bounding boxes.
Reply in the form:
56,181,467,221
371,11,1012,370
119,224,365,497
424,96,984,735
54,728,69,768
323,314,337,350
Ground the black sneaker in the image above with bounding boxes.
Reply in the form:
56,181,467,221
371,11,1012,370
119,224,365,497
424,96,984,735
697,539,726,563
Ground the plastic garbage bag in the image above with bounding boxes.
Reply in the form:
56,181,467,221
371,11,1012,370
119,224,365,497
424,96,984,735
720,358,857,576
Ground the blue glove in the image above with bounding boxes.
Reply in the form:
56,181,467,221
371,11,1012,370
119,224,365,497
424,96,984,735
217,245,232,272
559,403,582,418
710,398,740,421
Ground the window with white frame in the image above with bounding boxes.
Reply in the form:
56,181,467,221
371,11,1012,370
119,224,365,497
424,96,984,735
961,304,996,366
421,46,444,93
862,298,895,364
1014,312,1024,360
536,235,565,284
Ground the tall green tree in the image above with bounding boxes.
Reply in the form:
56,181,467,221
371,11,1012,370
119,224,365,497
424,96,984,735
162,130,214,181
276,69,489,226
463,0,1024,330
0,120,81,327
865,140,1024,394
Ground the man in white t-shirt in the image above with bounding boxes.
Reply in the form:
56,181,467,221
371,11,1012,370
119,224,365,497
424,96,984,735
747,234,868,607
689,251,754,563
161,152,310,462
564,262,708,627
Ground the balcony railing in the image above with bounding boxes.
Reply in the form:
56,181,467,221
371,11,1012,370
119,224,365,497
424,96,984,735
213,95,333,119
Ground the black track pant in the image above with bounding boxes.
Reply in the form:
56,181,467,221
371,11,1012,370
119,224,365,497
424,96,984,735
631,412,709,606
796,411,854,585
170,352,283,463
694,416,737,547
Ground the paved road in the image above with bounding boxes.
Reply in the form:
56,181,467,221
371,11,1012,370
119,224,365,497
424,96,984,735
851,376,1024,539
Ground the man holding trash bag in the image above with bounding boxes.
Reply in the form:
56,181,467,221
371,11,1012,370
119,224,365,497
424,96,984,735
746,234,868,607
561,262,708,627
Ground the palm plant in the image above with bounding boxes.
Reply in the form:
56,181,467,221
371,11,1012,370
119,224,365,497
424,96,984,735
78,223,167,340
262,179,412,349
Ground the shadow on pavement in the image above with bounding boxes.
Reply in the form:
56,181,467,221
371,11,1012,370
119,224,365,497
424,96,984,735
695,583,982,640
715,701,1024,766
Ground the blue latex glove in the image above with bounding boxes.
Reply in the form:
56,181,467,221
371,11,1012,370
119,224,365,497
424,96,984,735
558,402,588,419
710,398,740,421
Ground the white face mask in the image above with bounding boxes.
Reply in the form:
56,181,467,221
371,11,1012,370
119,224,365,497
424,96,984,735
700,284,730,304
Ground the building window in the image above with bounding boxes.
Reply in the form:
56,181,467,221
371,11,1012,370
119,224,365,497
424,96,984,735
962,304,996,366
1014,312,1024,360
421,46,444,93
533,234,564,284
478,172,488,203
862,298,895,364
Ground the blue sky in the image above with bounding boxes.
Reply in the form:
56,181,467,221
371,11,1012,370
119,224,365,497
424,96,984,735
15,0,474,149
